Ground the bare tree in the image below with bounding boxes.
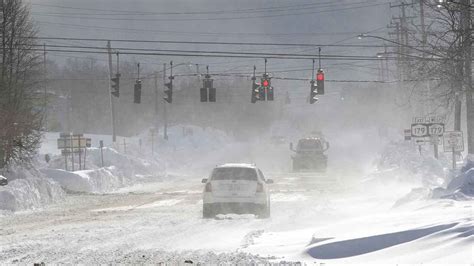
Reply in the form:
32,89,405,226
0,0,43,169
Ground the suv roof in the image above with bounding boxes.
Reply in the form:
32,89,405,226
216,163,257,169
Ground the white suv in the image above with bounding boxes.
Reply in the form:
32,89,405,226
202,164,273,218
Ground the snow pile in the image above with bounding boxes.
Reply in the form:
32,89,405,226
41,167,122,193
433,156,474,200
44,147,165,193
0,167,65,212
365,141,447,188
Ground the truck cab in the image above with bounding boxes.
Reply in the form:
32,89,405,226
290,137,329,172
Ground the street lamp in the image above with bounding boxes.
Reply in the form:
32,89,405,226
357,33,441,58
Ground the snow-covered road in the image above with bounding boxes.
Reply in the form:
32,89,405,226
0,172,472,264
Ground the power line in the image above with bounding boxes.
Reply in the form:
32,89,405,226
31,0,380,16
31,36,399,48
35,21,385,38
28,47,400,61
34,44,396,59
31,2,389,22
31,1,343,15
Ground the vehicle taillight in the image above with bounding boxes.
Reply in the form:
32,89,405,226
256,183,264,193
205,182,212,192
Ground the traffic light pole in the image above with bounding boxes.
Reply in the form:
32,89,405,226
461,0,473,154
107,41,117,143
154,72,159,131
163,63,168,140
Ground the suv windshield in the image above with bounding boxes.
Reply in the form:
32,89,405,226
211,167,258,181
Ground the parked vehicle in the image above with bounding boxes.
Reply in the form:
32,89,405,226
202,163,273,218
0,175,8,186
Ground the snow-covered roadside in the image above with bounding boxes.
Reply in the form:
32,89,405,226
0,167,65,212
43,147,166,193
0,127,234,212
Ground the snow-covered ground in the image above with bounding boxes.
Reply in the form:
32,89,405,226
0,169,472,264
0,128,472,264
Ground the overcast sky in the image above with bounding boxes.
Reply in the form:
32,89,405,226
26,0,396,81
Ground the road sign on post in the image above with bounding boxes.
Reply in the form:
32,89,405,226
428,123,445,136
57,133,91,171
404,129,412,140
443,131,464,152
444,131,464,170
411,123,429,137
411,116,446,160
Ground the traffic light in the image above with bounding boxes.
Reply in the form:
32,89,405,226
316,69,325,95
208,87,216,102
251,77,260,103
310,80,318,104
261,74,273,101
111,73,120,97
267,86,274,101
201,75,216,102
164,76,173,103
134,80,142,104
258,84,266,101
200,87,207,102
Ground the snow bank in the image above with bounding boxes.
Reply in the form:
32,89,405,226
44,144,165,193
364,141,447,188
41,167,123,193
40,126,233,193
0,167,65,212
434,156,474,200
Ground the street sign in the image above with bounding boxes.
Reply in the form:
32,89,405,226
412,116,445,124
428,123,445,136
430,135,442,145
413,117,425,123
413,137,427,145
443,131,464,152
426,115,445,123
57,137,91,149
411,123,444,137
411,123,429,137
61,149,82,156
404,129,411,141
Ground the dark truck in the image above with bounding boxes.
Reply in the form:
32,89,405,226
290,137,329,172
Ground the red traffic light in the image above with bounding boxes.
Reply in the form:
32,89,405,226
262,79,269,87
316,71,324,81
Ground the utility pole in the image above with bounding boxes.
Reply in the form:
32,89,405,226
419,0,431,116
150,129,155,155
388,22,402,81
107,41,117,143
163,63,168,140
154,72,159,131
461,0,473,154
419,0,427,47
43,43,48,130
